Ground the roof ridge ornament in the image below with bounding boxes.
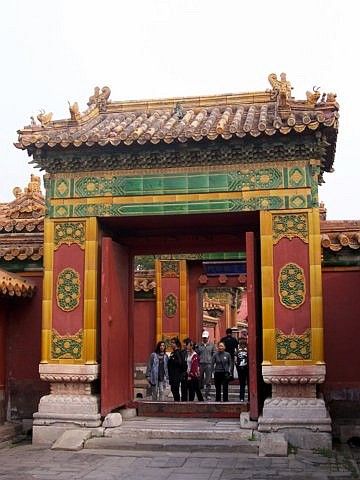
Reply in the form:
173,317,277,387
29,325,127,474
268,72,293,120
37,109,53,127
87,86,111,112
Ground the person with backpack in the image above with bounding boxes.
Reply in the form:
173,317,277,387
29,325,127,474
235,338,248,402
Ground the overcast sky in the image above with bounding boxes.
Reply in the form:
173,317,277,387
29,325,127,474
1,0,358,219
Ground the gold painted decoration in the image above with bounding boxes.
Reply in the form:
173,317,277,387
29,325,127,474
161,261,180,278
278,263,306,309
272,214,308,244
54,222,86,250
56,268,81,312
164,293,178,318
276,328,311,360
51,329,83,359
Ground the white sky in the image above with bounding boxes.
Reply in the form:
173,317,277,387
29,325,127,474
1,0,358,219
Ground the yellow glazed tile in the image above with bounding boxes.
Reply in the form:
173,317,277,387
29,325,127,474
311,296,323,329
84,270,97,300
262,328,276,363
42,271,53,301
83,299,97,330
312,327,324,363
42,300,52,329
84,329,97,364
261,266,274,297
41,329,51,363
262,298,275,329
260,235,273,266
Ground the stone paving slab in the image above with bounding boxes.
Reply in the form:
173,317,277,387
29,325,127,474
0,442,358,479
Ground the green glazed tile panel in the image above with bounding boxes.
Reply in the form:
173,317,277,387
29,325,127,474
52,166,312,199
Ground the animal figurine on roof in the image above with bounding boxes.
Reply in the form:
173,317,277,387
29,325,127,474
306,86,321,106
37,109,53,126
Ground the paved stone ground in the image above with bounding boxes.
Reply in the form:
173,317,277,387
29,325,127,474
0,440,359,480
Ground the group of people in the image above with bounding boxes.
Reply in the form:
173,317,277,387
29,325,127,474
146,328,248,403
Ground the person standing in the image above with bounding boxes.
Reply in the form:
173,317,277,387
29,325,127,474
146,341,168,401
180,337,190,401
220,328,238,379
235,338,249,402
168,337,185,401
197,330,216,400
211,342,231,402
186,340,204,402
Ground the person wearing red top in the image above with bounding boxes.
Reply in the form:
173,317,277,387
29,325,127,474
185,340,204,402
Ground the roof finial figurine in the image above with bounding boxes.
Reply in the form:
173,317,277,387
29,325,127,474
37,109,53,127
87,86,111,112
306,86,321,106
173,102,185,119
87,86,100,107
68,101,80,121
30,116,37,127
268,72,293,99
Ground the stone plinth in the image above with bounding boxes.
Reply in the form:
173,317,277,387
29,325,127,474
33,364,101,445
258,364,332,449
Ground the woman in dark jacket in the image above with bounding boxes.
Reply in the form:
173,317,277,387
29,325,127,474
211,342,231,402
168,337,185,401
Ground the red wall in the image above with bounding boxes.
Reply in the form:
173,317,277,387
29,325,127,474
322,269,360,397
6,273,49,420
0,303,6,423
133,299,156,363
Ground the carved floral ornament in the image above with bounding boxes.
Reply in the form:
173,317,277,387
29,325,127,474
164,293,178,318
54,222,86,250
278,263,306,310
56,268,81,312
272,214,309,244
161,261,180,278
51,329,83,360
276,328,311,360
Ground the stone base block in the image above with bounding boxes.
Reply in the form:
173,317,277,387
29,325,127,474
259,433,288,457
240,412,258,430
281,428,332,450
258,396,332,449
51,429,93,451
33,425,104,446
119,408,137,420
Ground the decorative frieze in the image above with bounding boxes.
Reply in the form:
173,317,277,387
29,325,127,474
276,328,311,360
56,268,81,312
50,166,311,199
49,195,309,218
272,214,308,244
51,329,83,360
54,222,86,250
278,263,306,310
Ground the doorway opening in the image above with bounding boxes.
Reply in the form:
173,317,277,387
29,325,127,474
99,211,262,418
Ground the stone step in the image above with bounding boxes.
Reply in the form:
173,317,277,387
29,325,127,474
85,436,259,453
85,417,259,453
136,400,248,418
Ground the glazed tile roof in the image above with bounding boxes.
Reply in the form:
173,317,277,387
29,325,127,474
0,176,45,262
321,220,360,251
16,74,339,172
0,269,36,298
